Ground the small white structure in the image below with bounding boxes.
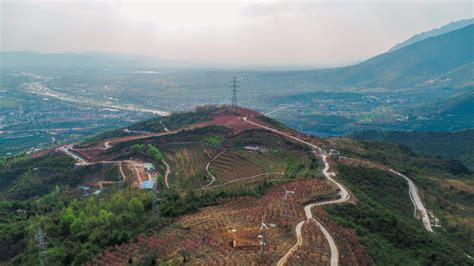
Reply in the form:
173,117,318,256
144,163,156,172
244,145,266,152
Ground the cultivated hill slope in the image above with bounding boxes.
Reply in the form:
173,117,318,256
0,106,472,265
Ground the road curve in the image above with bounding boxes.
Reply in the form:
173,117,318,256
202,149,227,189
277,221,304,266
162,159,171,188
278,153,345,266
389,169,433,232
243,117,348,266
58,130,179,189
338,156,433,232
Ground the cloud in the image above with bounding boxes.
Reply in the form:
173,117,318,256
242,2,318,18
1,1,472,66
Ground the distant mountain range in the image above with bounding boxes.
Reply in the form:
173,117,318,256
2,21,473,89
389,18,474,52
301,24,474,88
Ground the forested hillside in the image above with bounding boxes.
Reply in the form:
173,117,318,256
350,129,474,170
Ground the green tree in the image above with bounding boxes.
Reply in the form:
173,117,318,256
70,218,85,236
60,207,76,229
128,197,144,215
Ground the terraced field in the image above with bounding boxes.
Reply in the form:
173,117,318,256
208,149,315,186
209,150,271,184
159,143,221,189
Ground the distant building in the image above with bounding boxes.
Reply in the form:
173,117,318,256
228,229,260,248
144,163,156,172
244,145,266,152
140,180,156,190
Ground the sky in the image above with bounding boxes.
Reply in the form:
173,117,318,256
1,0,473,67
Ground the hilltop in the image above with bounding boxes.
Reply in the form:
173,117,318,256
0,106,472,265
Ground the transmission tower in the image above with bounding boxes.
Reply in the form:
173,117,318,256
230,77,239,108
35,228,47,266
152,190,160,220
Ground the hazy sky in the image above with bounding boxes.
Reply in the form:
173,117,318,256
1,0,473,67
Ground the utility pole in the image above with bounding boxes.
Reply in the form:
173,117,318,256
230,77,239,108
35,228,47,266
258,215,275,261
128,172,131,200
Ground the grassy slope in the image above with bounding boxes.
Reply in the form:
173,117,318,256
349,129,474,170
326,165,470,265
334,138,474,260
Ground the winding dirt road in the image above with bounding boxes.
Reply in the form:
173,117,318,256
58,130,178,189
277,152,347,266
162,159,171,188
243,117,348,266
244,116,434,265
205,172,284,190
202,149,227,189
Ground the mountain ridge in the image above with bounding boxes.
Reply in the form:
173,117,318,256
303,24,474,88
389,18,474,52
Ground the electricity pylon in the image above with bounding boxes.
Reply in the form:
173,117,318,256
35,228,47,266
230,77,239,108
152,189,160,220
